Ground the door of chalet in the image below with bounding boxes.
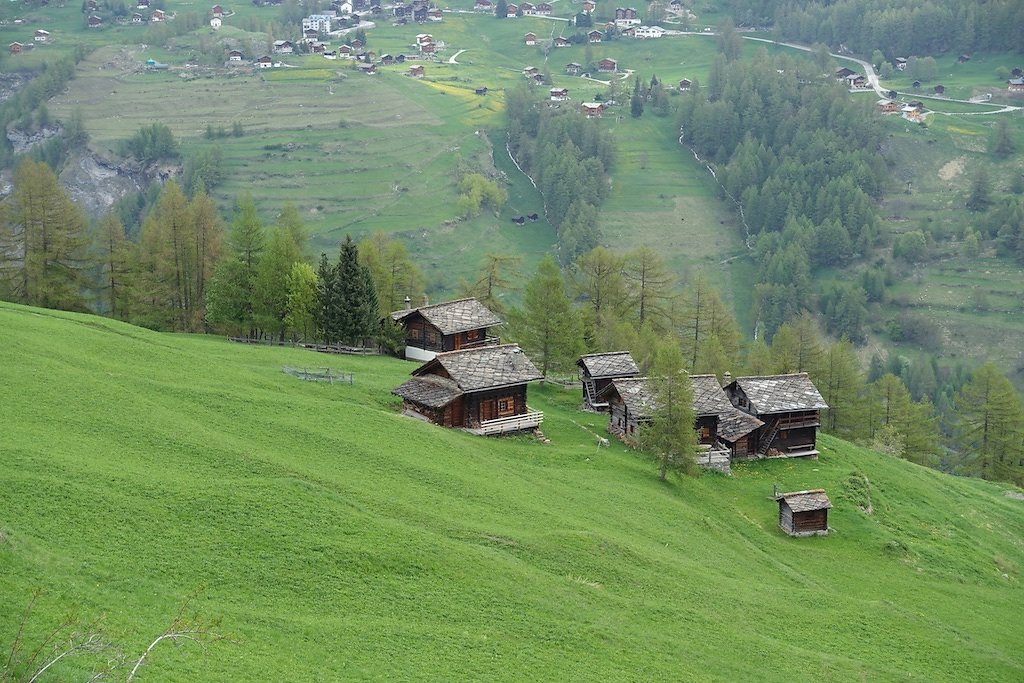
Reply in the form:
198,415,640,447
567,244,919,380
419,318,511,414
480,398,497,423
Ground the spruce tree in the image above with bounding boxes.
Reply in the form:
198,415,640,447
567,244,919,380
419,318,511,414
640,344,699,481
334,235,379,346
315,251,340,344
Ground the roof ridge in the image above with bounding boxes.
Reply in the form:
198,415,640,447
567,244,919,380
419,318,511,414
580,351,633,358
734,372,810,380
435,343,520,358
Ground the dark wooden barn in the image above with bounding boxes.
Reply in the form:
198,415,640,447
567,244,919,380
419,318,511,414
715,408,763,459
776,489,831,536
598,376,655,441
690,374,733,446
391,344,543,435
723,373,828,458
391,298,502,361
577,352,639,411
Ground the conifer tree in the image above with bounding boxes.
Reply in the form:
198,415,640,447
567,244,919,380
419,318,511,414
511,255,584,377
315,252,340,344
954,363,1024,484
95,212,134,319
0,159,90,310
335,235,379,346
640,344,699,481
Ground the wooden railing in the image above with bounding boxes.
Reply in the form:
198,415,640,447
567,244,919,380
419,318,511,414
469,409,544,435
461,336,501,350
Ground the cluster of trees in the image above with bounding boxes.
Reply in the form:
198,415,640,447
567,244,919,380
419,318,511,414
506,85,616,263
727,0,1024,57
677,51,888,339
629,75,671,119
119,123,179,163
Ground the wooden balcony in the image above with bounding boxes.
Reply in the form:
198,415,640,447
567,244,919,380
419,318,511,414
466,409,544,436
461,335,501,350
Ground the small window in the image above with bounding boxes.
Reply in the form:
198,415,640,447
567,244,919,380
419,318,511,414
497,397,515,416
466,328,481,341
700,426,711,439
410,327,423,341
425,329,439,346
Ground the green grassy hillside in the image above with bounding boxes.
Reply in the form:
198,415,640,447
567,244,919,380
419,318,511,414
2,301,1023,681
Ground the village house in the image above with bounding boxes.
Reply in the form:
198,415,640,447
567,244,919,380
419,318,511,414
427,8,443,21
303,28,320,43
473,0,492,10
520,1,534,13
408,64,425,77
678,78,691,91
1007,78,1024,92
338,44,353,56
303,14,333,32
211,4,224,17
553,36,571,48
136,0,149,7
845,73,867,89
565,62,582,75
228,49,243,61
150,9,165,21
392,345,544,435
504,3,518,17
588,30,602,43
582,0,596,13
257,55,273,68
549,87,569,101
350,37,364,49
614,6,640,27
390,297,503,362
34,29,50,42
523,65,540,77
633,25,665,39
894,57,907,71
689,374,734,446
933,84,945,95
9,42,23,55
358,62,377,74
581,101,604,117
834,66,855,80
312,42,327,54
877,98,901,114
598,57,617,73
86,0,98,9
379,53,394,64
597,377,653,440
715,407,763,458
524,32,536,46
87,14,103,27
534,2,552,15
209,16,221,28
420,42,436,55
272,40,294,54
723,373,827,458
413,5,428,21
775,489,831,536
577,352,639,411
415,33,433,48
619,26,636,37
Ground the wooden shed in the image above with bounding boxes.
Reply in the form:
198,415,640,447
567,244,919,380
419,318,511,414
391,344,543,435
598,376,654,441
390,298,503,361
776,489,831,536
577,351,639,411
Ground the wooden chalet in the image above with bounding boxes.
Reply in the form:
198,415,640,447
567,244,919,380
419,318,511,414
9,42,23,54
392,344,544,435
834,66,856,79
598,58,617,73
577,352,639,411
228,49,243,61
391,297,502,361
150,9,165,21
716,407,763,458
504,3,518,17
894,57,907,70
34,29,50,42
678,78,691,91
87,14,103,27
877,98,900,114
775,489,831,536
257,55,273,68
588,30,603,43
408,64,425,77
534,2,552,15
553,36,570,48
1008,78,1024,92
723,373,827,459
598,377,654,440
933,84,945,95
690,374,733,446
566,62,582,75
524,32,537,46
549,87,569,101
581,102,604,117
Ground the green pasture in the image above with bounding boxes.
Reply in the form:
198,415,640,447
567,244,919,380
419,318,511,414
880,51,1024,104
2,302,1024,681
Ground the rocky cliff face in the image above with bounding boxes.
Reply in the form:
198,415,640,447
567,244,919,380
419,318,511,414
58,151,180,219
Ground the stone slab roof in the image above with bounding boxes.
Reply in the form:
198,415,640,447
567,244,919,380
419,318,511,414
716,408,764,443
391,374,462,408
690,374,733,417
777,489,832,513
577,351,639,379
391,297,503,335
602,377,656,418
729,373,828,414
415,344,542,392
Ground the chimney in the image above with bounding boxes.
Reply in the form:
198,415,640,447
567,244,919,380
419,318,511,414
723,371,732,383
403,295,411,309
422,294,429,307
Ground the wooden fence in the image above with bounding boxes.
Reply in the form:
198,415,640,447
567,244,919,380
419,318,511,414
227,337,376,355
282,366,354,384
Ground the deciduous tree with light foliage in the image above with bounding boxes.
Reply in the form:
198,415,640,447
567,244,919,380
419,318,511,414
640,344,699,481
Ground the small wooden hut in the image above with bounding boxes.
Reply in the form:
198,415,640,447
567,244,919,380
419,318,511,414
598,376,654,440
776,489,831,536
576,351,639,411
391,344,543,435
391,298,503,361
690,374,733,446
716,408,763,459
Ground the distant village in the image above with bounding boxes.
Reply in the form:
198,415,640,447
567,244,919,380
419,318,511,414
387,297,832,537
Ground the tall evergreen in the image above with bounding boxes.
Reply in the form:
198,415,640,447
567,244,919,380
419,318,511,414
315,251,340,344
334,235,379,346
511,255,584,377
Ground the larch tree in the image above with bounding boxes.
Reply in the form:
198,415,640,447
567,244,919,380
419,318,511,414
511,255,584,377
95,211,135,319
640,343,699,481
624,245,675,333
253,225,302,340
954,363,1024,484
285,261,318,342
457,253,520,316
0,159,90,310
571,246,630,345
677,273,740,371
817,338,866,440
359,231,424,316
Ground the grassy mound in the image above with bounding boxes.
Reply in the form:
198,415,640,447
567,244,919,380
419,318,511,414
1,301,1023,681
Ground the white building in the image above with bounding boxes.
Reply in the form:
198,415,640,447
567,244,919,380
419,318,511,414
302,14,332,33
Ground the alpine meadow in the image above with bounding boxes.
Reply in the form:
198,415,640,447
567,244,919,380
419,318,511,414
2,0,1024,679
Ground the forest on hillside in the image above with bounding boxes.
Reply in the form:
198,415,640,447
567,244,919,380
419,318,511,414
727,0,1024,57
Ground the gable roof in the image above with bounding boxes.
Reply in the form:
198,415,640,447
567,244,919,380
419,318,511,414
776,489,832,512
391,298,503,336
413,344,542,392
600,376,656,418
689,374,732,417
728,373,828,414
577,351,639,379
392,373,462,408
716,408,763,442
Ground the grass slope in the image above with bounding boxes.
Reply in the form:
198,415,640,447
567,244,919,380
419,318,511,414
2,301,1023,681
